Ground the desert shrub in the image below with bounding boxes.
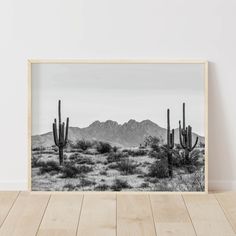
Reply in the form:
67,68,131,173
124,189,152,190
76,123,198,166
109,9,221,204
60,163,79,178
149,148,167,160
94,184,110,191
74,139,92,151
79,177,95,187
111,179,131,191
142,161,150,167
63,183,75,191
60,163,92,178
107,152,125,163
33,150,56,155
31,156,37,167
153,181,173,191
189,150,202,166
32,151,43,155
122,149,147,157
199,142,205,148
39,161,60,174
95,160,103,164
172,149,202,169
186,165,197,173
113,146,118,152
31,156,43,168
144,136,161,152
83,150,95,155
122,149,129,153
69,152,80,160
118,159,138,175
32,146,45,152
69,153,94,165
140,182,149,188
126,149,148,157
137,174,145,178
77,157,95,165
192,171,205,191
174,171,205,191
107,163,119,169
77,165,93,174
172,150,185,167
131,149,147,156
175,144,182,150
68,148,84,153
149,178,159,184
148,160,169,178
96,141,112,154
148,150,159,158
99,170,108,176
41,150,56,154
183,150,202,173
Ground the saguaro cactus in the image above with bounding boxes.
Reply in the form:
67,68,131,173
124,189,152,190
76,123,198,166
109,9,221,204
179,103,198,164
167,109,175,178
52,100,69,165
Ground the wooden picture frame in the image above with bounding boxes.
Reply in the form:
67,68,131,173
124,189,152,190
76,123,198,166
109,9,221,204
28,60,208,193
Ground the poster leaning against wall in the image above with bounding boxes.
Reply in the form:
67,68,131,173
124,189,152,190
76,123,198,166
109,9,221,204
29,60,208,192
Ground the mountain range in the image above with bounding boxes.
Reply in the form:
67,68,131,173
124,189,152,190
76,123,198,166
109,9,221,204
32,119,204,148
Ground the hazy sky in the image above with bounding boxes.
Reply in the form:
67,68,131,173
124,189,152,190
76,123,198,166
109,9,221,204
31,63,205,136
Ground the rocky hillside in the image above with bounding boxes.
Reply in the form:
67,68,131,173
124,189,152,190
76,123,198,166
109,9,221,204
32,119,204,148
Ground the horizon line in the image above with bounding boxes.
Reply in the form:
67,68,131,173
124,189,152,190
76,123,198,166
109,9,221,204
32,118,204,137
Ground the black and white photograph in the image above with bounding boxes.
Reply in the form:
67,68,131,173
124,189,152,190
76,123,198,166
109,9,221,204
30,61,207,192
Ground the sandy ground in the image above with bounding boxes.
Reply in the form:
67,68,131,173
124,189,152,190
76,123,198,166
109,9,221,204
31,149,205,192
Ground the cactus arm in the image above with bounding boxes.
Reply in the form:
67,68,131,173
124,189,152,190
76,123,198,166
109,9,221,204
53,121,59,146
167,109,170,147
58,100,61,143
60,122,65,145
170,129,174,148
167,109,175,149
64,117,69,145
189,136,198,151
183,102,185,130
179,121,186,149
52,100,69,165
170,133,174,149
167,109,174,178
179,133,186,149
188,126,192,149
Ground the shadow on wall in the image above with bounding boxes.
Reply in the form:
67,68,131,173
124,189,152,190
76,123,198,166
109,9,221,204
208,62,233,189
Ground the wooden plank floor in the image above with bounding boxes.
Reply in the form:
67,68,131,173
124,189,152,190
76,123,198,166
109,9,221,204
0,192,236,236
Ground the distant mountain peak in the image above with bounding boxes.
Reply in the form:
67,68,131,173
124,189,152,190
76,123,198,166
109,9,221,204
127,119,137,124
140,119,157,125
104,120,119,125
89,120,101,127
32,118,204,148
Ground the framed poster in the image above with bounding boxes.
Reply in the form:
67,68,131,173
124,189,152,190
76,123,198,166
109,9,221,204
29,60,208,192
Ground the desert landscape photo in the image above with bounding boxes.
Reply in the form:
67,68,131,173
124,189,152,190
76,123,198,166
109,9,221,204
31,63,206,192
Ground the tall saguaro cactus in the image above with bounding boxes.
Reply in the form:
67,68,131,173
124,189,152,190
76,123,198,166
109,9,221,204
167,109,175,178
52,100,69,165
179,103,198,164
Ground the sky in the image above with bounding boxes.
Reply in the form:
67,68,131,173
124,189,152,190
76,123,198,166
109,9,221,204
31,63,206,136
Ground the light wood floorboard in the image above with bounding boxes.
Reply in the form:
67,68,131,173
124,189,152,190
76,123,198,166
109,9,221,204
0,192,50,236
37,194,83,236
0,191,19,227
150,194,196,236
117,194,156,236
183,194,236,236
77,194,116,236
215,192,236,234
0,192,236,236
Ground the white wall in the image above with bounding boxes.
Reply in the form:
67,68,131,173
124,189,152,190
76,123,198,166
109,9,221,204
0,0,235,190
